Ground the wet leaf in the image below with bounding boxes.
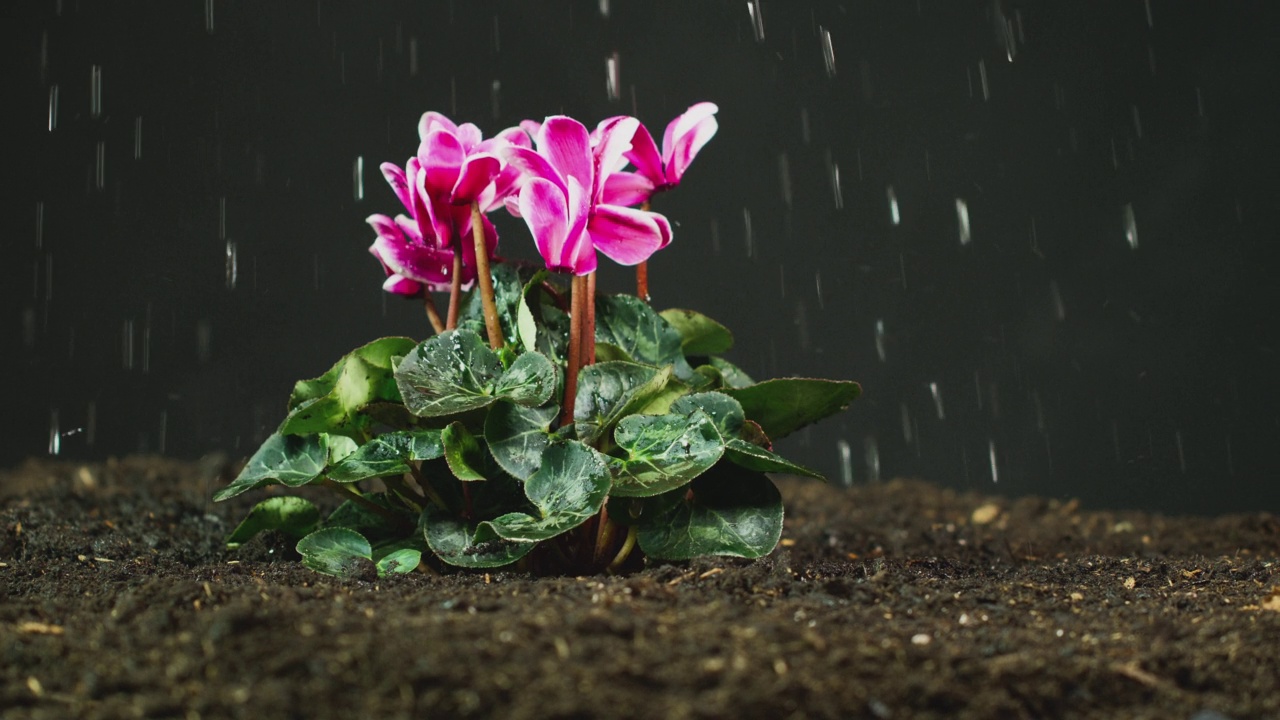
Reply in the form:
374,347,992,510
707,356,754,389
442,421,491,481
724,378,861,439
225,496,319,549
659,308,734,355
288,337,415,409
608,410,725,497
636,466,783,560
492,351,557,407
372,537,426,576
485,400,559,481
723,438,824,480
670,392,745,439
212,433,329,501
594,294,693,378
421,504,535,569
281,337,416,436
295,527,374,578
326,429,445,483
481,441,611,542
573,362,670,445
396,330,557,417
325,493,411,544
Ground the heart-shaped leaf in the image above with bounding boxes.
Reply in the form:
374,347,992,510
480,441,611,542
659,308,734,356
421,504,535,569
594,294,693,378
372,537,426,575
724,378,861,440
573,361,671,445
608,410,725,497
707,357,754,389
670,392,745,439
442,421,493,481
723,438,824,480
225,496,320,549
281,337,416,436
295,527,374,578
395,330,556,417
326,429,445,483
485,400,559,481
325,493,412,544
213,432,329,501
636,466,783,560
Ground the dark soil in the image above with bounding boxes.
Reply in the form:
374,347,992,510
2,456,1278,720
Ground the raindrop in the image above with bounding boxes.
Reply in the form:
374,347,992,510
874,319,886,362
900,402,912,442
799,108,810,144
1029,215,1042,257
599,0,610,18
204,0,215,33
491,79,501,119
929,382,944,419
863,436,880,482
978,60,990,100
409,38,419,75
955,198,971,245
824,149,842,209
778,152,791,207
1175,429,1185,473
1131,104,1143,139
36,201,44,248
134,116,143,159
122,318,136,370
48,85,59,131
819,25,835,76
1123,203,1138,249
988,440,999,483
492,16,500,53
605,52,621,101
1147,44,1156,75
219,197,227,240
225,240,238,289
48,409,61,456
353,156,364,201
814,272,823,310
886,185,900,225
196,320,212,363
747,0,765,42
95,141,106,190
158,410,168,454
742,208,753,257
1144,0,1153,27
836,440,853,487
90,65,102,118
1049,280,1065,320
898,254,907,290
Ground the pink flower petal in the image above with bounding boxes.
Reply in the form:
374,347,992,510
518,178,570,272
519,119,542,142
419,129,465,197
587,204,665,266
662,102,719,161
651,209,673,249
380,163,411,211
494,125,533,149
382,273,422,296
601,171,656,208
500,146,564,192
664,104,719,183
537,117,593,195
371,235,454,287
418,111,458,142
591,116,640,202
456,123,483,152
622,122,665,186
366,213,399,240
451,153,502,205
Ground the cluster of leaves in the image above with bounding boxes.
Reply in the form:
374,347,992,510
215,265,860,577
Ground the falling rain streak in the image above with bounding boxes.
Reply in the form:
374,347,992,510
225,241,238,289
955,198,971,245
819,26,836,76
748,0,765,42
48,85,59,131
863,437,881,482
95,142,105,190
742,208,754,257
353,156,364,201
134,117,143,159
90,65,102,118
204,0,215,33
988,440,999,483
837,440,853,487
1123,203,1138,249
825,150,843,209
929,382,944,419
886,185,900,225
874,319,886,362
606,53,620,101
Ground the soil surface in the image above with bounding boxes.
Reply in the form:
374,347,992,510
2,455,1278,720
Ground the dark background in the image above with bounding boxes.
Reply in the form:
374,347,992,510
6,1,1278,515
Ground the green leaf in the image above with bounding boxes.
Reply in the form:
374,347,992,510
459,263,528,344
708,357,754,389
480,441,611,542
594,295,693,378
281,337,416,436
372,537,425,576
632,378,693,416
395,330,556,417
485,400,559,481
492,351,557,407
573,362,672,445
325,434,358,465
659,308,734,355
592,341,633,363
225,496,320,548
723,438,824,480
443,421,497,481
325,493,411,544
295,527,375,578
213,433,328,501
326,429,445,483
608,410,725,497
670,392,745,439
636,466,784,560
421,504,535,569
517,295,538,353
724,378,861,440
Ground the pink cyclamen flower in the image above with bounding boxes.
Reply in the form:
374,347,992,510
503,115,672,276
366,213,457,295
602,101,719,209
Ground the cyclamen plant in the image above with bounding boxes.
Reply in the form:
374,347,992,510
215,103,861,577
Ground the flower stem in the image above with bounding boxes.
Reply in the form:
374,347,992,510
607,525,637,573
636,200,651,301
584,271,597,366
592,503,615,565
446,245,463,330
408,464,449,511
471,202,503,350
423,293,445,335
560,274,586,427
322,479,413,531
